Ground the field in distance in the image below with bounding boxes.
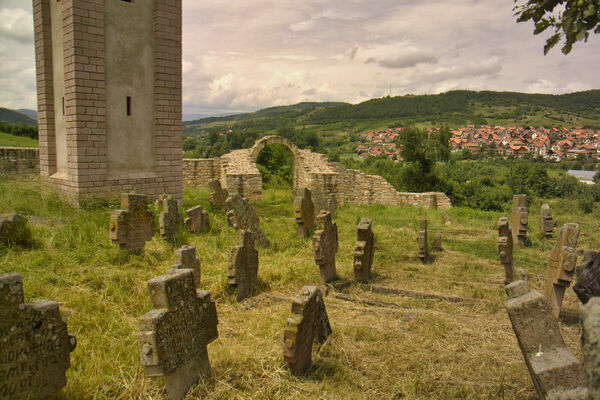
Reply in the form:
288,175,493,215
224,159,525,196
0,131,38,147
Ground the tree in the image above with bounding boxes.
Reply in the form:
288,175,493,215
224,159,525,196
514,0,600,54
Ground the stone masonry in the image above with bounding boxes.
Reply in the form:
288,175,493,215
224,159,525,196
0,147,39,174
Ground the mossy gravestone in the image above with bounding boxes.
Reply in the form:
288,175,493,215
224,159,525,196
0,214,32,248
228,230,259,302
0,273,77,399
582,297,600,399
156,194,183,245
184,205,209,234
354,218,374,282
574,251,600,304
225,193,270,248
170,246,201,288
511,194,528,246
294,188,315,238
539,204,554,238
109,193,154,254
312,211,338,285
498,217,516,284
209,180,228,210
417,219,428,263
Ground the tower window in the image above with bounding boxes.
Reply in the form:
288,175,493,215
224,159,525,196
126,96,131,116
62,97,65,116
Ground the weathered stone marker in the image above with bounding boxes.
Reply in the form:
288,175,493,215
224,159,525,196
156,194,183,245
209,180,228,210
170,246,201,287
498,217,517,284
544,223,580,319
354,218,374,282
184,205,209,234
283,286,332,374
138,269,218,400
0,214,32,247
313,211,338,284
574,251,600,305
109,193,154,254
225,193,270,248
228,230,259,302
510,194,528,246
505,280,588,400
432,232,443,252
0,273,77,399
294,188,315,238
539,204,554,238
418,219,428,263
582,297,600,399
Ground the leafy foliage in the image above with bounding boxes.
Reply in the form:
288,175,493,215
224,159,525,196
0,121,38,139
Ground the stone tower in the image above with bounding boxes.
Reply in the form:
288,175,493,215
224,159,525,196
33,0,182,205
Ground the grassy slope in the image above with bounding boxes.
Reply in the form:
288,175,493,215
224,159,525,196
0,131,39,147
1,175,597,399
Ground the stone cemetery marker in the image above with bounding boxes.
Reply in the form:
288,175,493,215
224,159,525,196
283,286,332,374
328,196,338,217
0,214,32,247
418,219,428,263
209,180,228,210
539,204,554,238
313,211,338,284
354,218,374,282
294,188,315,238
505,280,588,400
225,193,270,248
170,246,201,287
582,297,600,399
228,230,259,302
544,223,580,319
432,232,443,252
138,269,218,400
156,194,183,245
510,194,528,246
184,205,209,234
498,217,517,284
109,193,154,254
574,251,600,305
0,273,77,399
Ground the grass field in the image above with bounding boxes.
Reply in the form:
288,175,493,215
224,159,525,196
0,131,38,147
1,174,598,399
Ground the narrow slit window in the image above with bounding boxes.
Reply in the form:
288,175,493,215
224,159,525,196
126,96,131,116
62,97,65,116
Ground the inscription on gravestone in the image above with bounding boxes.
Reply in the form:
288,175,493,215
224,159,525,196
109,193,154,254
184,205,209,234
209,180,228,210
539,204,554,238
511,194,528,246
294,188,315,238
156,194,183,245
170,246,201,287
313,211,338,284
354,218,374,282
418,219,428,263
225,193,270,248
498,217,517,284
228,230,259,302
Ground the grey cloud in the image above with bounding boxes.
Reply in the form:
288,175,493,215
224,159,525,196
376,52,438,69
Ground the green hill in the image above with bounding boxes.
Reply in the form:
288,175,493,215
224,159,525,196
0,107,37,126
0,131,39,147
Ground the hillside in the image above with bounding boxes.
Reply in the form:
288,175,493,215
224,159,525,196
0,131,39,147
16,108,38,120
0,107,37,126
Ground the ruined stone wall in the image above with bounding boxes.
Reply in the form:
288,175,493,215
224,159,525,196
0,147,40,174
183,158,220,187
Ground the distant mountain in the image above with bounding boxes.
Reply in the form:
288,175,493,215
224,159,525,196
0,108,37,126
17,109,38,120
183,111,245,121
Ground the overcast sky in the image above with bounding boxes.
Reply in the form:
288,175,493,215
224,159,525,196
1,0,598,116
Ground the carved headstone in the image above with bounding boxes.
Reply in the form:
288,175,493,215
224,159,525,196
354,218,374,282
510,194,528,246
539,204,554,238
418,219,428,263
0,273,77,399
432,232,443,252
225,193,270,248
0,214,32,247
498,217,517,284
138,269,218,400
109,193,154,254
294,188,315,238
311,190,337,217
170,246,201,287
228,230,259,302
574,251,600,305
283,286,332,374
582,297,600,399
544,223,580,319
184,205,209,234
209,180,228,210
313,211,338,284
328,196,338,217
156,194,183,245
505,280,588,400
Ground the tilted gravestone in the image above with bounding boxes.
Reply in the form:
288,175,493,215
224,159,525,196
574,251,600,305
544,223,580,319
170,246,201,287
225,193,270,248
418,219,428,263
510,194,528,246
109,193,154,254
498,217,517,284
283,286,332,374
228,230,259,302
505,280,588,400
0,273,77,399
138,269,218,400
0,214,32,247
184,205,209,234
156,194,183,245
209,180,228,210
582,297,600,399
354,218,374,282
313,211,338,284
294,188,315,238
539,204,554,238
432,232,443,252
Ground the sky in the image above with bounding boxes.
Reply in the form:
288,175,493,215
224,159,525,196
0,0,599,117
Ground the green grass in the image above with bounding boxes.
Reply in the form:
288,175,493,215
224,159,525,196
1,175,597,399
0,131,38,147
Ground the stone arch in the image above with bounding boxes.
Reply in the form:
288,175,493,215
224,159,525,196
250,136,302,189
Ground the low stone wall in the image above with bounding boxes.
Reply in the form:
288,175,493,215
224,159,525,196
183,158,221,187
0,147,39,174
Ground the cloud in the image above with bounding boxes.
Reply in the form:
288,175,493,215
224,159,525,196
372,52,438,69
0,8,33,44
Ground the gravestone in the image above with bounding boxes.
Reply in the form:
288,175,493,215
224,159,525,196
312,190,337,217
209,180,228,210
540,204,554,238
432,232,443,252
313,211,338,284
328,196,338,217
109,193,154,254
184,205,209,234
498,217,517,284
544,223,580,319
418,219,428,263
574,251,600,305
156,194,183,245
225,193,270,248
354,218,374,282
582,297,600,399
0,214,32,247
228,230,259,302
510,194,528,246
170,246,201,287
505,280,588,400
283,286,332,374
138,269,218,400
0,273,77,399
294,188,315,238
